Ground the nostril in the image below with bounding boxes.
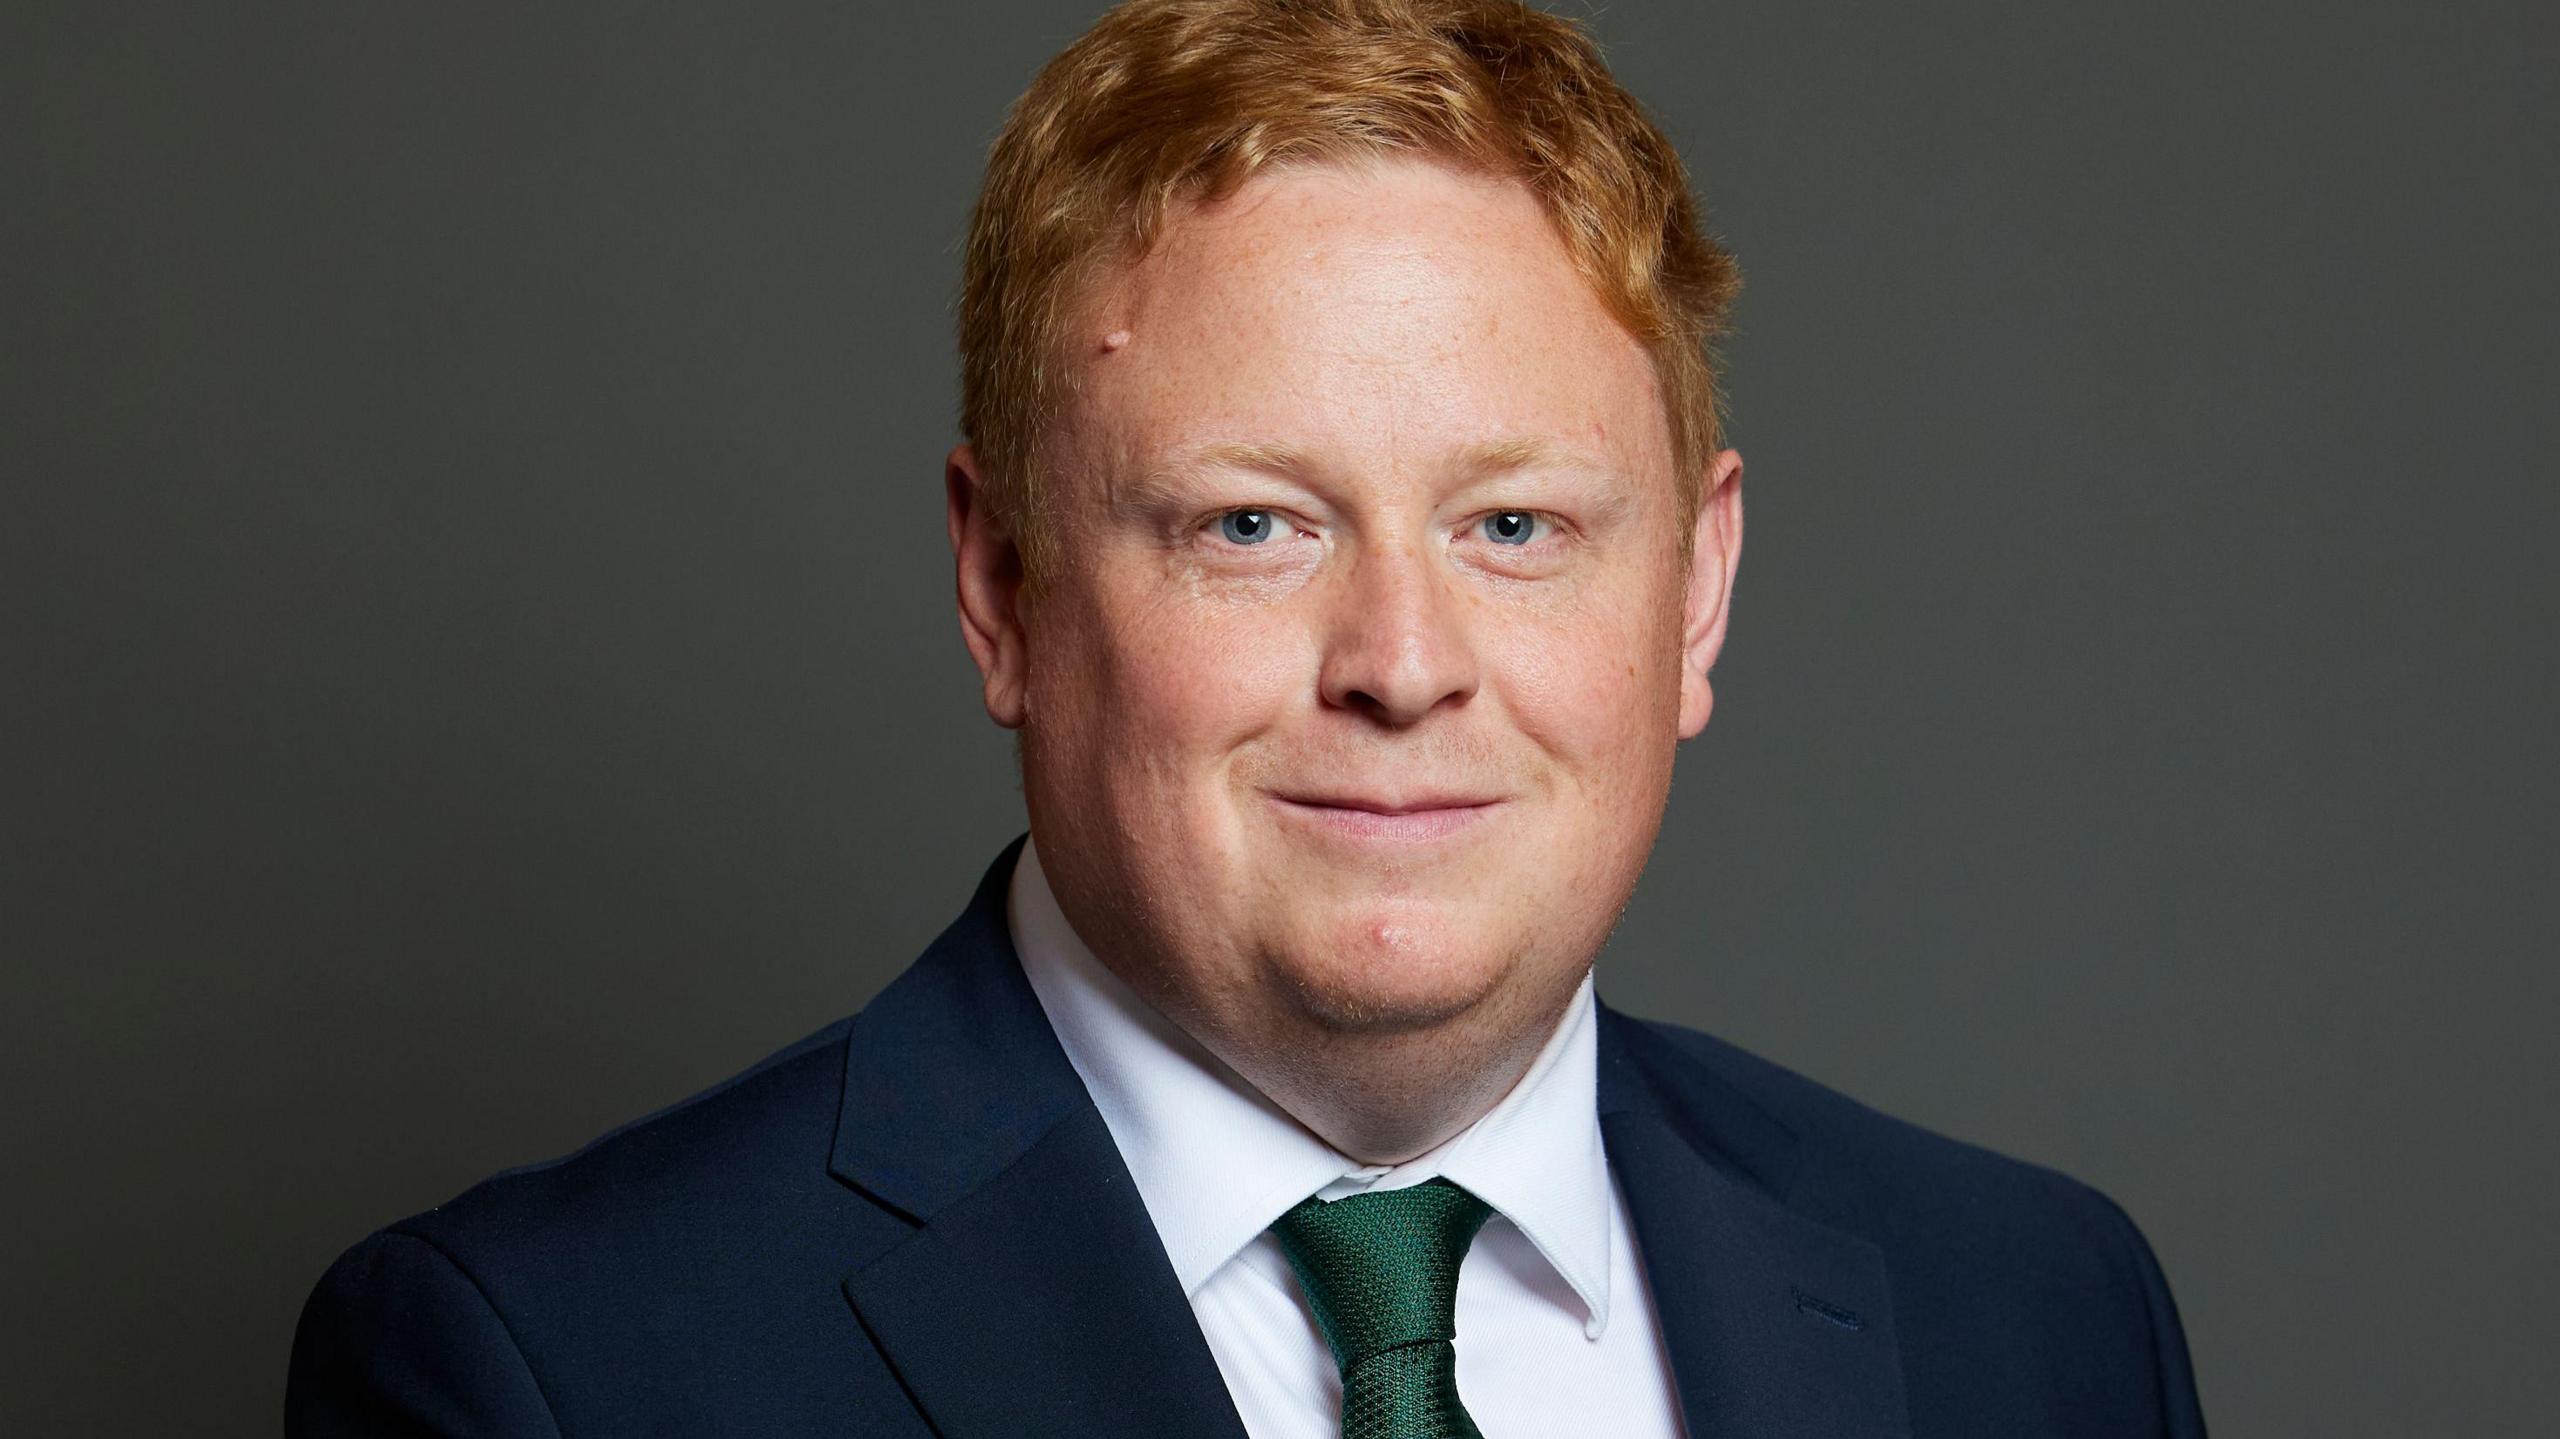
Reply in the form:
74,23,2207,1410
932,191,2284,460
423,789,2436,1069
1330,682,1468,728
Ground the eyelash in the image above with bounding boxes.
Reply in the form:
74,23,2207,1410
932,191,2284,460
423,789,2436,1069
1199,509,1563,550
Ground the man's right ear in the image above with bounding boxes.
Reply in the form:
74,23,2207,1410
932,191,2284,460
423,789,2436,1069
945,443,1031,730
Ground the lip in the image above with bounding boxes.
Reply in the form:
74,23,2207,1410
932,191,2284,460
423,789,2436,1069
1270,793,1505,844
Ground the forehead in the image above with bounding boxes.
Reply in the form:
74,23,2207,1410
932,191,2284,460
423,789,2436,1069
1051,155,1672,482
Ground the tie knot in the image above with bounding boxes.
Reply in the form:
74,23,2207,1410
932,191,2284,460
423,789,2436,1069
1270,1176,1495,1375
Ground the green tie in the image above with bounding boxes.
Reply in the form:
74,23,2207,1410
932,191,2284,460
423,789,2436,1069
1270,1176,1496,1439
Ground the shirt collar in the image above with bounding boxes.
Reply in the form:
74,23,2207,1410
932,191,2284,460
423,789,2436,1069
1007,833,1616,1338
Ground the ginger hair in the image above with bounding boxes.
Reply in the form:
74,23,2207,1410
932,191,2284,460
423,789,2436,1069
958,0,1739,591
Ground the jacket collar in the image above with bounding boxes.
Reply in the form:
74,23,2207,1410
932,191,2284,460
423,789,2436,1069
831,833,1251,1437
832,834,1909,1438
828,832,1078,1222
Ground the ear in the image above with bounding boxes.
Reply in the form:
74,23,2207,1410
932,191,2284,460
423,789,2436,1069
1676,448,1745,740
946,443,1031,729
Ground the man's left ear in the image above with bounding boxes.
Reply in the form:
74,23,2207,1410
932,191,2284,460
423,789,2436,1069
1677,448,1745,740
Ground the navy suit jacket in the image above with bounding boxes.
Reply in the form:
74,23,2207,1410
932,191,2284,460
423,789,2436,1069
288,834,2207,1436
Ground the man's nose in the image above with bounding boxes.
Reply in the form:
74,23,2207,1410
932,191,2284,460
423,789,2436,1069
1315,538,1481,726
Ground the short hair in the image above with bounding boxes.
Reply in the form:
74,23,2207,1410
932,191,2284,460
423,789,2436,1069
959,0,1739,591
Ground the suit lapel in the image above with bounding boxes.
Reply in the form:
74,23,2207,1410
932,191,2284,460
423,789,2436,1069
843,1104,1252,1438
830,835,1250,1439
1599,1004,1912,1438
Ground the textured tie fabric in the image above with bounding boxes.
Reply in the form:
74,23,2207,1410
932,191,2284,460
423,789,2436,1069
1270,1176,1497,1439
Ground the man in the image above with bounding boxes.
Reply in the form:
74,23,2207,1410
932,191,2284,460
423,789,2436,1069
289,1,2207,1434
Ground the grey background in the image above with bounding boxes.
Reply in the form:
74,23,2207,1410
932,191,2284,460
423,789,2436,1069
6,1,2553,1433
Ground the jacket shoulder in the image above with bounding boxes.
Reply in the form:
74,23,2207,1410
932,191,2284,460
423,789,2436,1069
290,1018,923,1432
384,1017,865,1263
1625,1011,2128,1226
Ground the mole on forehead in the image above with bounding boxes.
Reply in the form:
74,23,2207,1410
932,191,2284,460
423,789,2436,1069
1099,329,1133,352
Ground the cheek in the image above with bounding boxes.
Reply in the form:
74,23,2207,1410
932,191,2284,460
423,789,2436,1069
1043,578,1307,773
1498,586,1680,770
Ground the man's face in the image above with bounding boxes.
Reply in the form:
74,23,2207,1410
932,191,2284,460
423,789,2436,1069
953,155,1741,1091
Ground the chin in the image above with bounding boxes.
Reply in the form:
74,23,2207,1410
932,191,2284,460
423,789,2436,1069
1270,904,1522,1035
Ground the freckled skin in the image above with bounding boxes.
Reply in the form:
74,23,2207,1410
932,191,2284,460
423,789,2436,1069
948,156,1744,1163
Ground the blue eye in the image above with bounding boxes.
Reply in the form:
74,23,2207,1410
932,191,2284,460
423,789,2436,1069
1218,509,1277,545
1482,511,1541,546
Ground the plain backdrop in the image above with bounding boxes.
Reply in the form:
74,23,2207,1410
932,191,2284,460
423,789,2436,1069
6,2,2554,1433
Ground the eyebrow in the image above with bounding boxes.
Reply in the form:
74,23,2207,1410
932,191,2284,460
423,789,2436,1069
1109,442,1303,518
1143,440,1311,491
1461,435,1582,474
1118,435,1617,509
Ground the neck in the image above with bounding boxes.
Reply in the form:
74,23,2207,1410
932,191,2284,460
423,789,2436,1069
1012,827,1593,1168
1165,965,1586,1166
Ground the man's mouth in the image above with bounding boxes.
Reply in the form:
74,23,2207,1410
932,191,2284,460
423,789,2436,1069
1269,792,1505,843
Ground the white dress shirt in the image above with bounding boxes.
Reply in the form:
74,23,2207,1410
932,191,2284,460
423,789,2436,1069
1007,834,1687,1439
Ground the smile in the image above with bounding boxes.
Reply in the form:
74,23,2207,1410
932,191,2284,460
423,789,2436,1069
1269,794,1505,845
